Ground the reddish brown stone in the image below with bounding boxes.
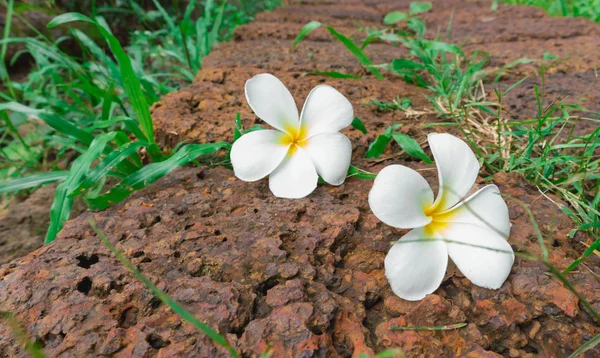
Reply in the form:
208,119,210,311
1,0,599,357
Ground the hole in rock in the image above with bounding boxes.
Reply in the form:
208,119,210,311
119,307,139,328
76,277,93,295
76,254,99,269
214,229,221,235
146,333,170,349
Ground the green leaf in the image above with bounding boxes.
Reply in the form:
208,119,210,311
383,11,408,25
48,13,156,147
0,102,94,146
347,165,376,180
351,117,368,134
70,141,151,198
409,2,433,15
407,17,426,38
90,222,240,358
423,40,464,56
366,134,393,158
45,132,117,244
0,171,68,194
293,20,322,47
324,26,384,80
392,58,426,71
366,124,402,158
392,132,433,163
86,142,231,210
306,71,360,79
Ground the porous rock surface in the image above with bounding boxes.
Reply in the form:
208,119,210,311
1,0,599,357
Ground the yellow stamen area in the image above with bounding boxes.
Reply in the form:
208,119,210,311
422,200,458,237
279,123,308,156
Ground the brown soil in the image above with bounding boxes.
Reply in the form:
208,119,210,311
1,0,599,357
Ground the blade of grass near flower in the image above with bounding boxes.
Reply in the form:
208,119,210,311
390,322,467,331
0,171,69,194
48,13,156,147
351,117,368,134
347,165,377,180
392,132,433,164
45,132,117,244
89,221,240,358
86,142,231,210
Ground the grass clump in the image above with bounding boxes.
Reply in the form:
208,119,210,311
0,0,279,241
497,0,600,22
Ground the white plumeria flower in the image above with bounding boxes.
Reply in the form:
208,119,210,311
231,73,354,199
369,133,514,301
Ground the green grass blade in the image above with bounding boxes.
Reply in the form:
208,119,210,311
208,1,226,51
48,13,156,147
562,237,600,275
325,25,384,80
0,0,15,96
347,165,377,180
351,117,368,134
306,71,360,79
293,20,322,47
69,141,150,198
392,132,433,163
86,142,231,210
0,102,95,146
45,132,117,244
89,221,240,358
568,332,600,358
0,171,69,194
390,322,467,331
383,11,408,25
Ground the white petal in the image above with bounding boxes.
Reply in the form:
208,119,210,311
230,130,289,182
299,85,353,137
428,133,480,213
304,132,352,186
368,165,434,229
385,228,448,301
269,147,318,199
245,73,299,133
444,223,514,289
436,185,511,238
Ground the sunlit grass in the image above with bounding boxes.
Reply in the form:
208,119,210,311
497,0,600,22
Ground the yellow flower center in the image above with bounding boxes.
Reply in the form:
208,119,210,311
422,200,455,236
279,123,308,155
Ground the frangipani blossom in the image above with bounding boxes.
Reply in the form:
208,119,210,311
369,133,514,301
231,73,354,199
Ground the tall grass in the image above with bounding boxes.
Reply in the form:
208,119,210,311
0,0,279,241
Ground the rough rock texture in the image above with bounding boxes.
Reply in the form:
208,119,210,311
1,0,599,357
0,185,85,265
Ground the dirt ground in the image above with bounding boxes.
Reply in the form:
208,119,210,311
1,0,599,357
